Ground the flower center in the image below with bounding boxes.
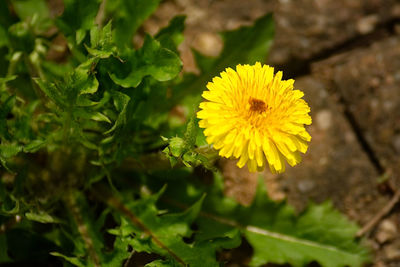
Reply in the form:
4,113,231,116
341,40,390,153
249,97,268,113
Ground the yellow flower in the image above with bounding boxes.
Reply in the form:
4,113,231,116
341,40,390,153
197,62,311,173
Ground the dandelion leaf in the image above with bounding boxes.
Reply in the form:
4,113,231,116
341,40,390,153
108,190,235,267
56,0,101,43
153,173,371,267
109,35,182,88
106,0,161,48
155,15,186,53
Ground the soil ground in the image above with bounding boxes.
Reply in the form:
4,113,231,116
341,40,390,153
145,0,400,266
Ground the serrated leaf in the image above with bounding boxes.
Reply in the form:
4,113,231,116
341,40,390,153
109,35,182,88
104,90,130,134
34,78,66,108
184,116,197,149
58,192,131,267
168,137,186,157
56,0,102,43
107,190,223,267
87,21,116,58
106,0,161,48
74,59,99,95
35,59,99,109
159,174,370,267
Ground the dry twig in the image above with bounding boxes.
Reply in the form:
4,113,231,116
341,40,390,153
356,189,400,237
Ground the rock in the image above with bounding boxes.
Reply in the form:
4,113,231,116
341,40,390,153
357,15,379,34
314,36,400,187
384,241,400,260
297,179,315,193
376,219,397,244
192,32,222,57
316,110,332,130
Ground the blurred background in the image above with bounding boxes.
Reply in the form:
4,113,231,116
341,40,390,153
139,0,400,265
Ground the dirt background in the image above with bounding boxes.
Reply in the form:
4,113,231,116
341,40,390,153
143,0,400,266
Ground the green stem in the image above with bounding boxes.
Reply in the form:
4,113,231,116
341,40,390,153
64,191,101,267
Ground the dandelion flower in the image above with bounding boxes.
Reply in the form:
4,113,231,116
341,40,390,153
197,62,311,173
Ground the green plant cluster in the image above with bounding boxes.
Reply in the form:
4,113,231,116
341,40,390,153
0,0,369,266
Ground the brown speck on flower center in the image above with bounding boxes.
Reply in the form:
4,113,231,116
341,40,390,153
249,97,267,113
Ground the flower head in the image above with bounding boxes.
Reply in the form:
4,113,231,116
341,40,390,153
197,62,311,173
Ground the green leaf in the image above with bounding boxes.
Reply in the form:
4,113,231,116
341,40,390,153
23,139,46,153
50,252,86,267
25,211,60,224
192,49,217,74
184,116,197,149
11,0,49,21
34,78,66,108
0,143,22,159
59,192,131,267
1,194,19,214
56,0,102,43
87,21,116,58
0,1,14,29
0,75,17,86
108,190,223,267
168,137,186,157
0,25,9,48
155,15,186,53
109,35,182,88
106,0,161,47
145,259,181,267
8,20,36,53
218,13,274,66
243,180,370,267
35,59,99,109
73,59,100,95
74,109,111,124
160,175,370,267
104,90,130,134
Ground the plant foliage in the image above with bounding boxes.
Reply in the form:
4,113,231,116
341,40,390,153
0,0,370,266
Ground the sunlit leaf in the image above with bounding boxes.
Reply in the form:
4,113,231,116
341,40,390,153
109,35,182,88
106,0,161,47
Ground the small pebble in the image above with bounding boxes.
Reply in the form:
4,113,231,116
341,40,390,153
297,179,315,193
376,219,397,244
384,242,400,260
316,110,332,130
356,15,378,34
